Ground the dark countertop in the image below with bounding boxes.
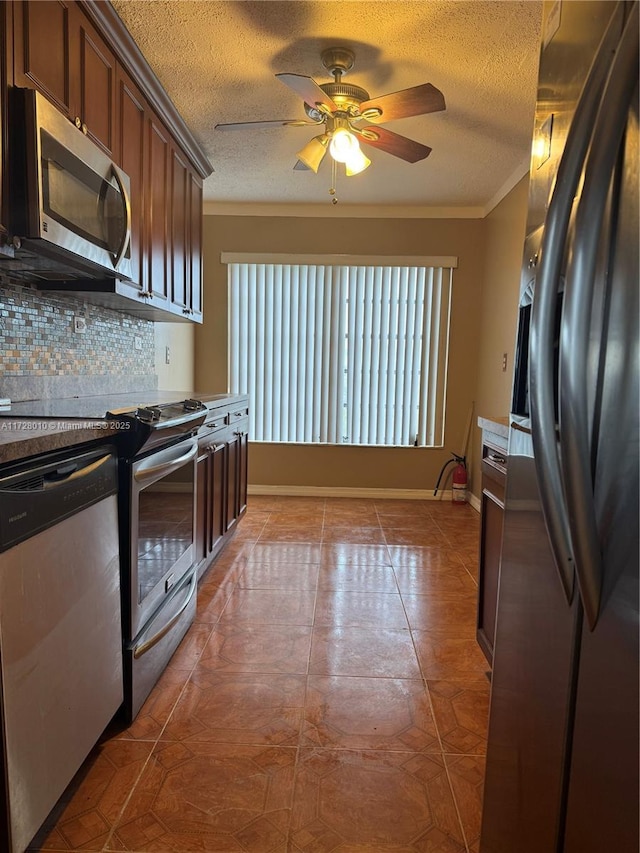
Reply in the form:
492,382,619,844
0,392,248,466
477,415,509,439
0,391,244,419
0,420,119,465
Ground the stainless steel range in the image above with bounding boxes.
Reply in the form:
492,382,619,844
1,394,209,722
110,399,207,721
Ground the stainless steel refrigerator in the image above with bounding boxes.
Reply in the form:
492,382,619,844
480,2,639,852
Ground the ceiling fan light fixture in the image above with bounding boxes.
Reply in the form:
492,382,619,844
345,147,371,176
296,134,329,173
329,127,360,163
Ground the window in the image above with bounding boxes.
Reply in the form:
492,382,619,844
226,255,456,447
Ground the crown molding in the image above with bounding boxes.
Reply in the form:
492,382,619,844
203,202,486,219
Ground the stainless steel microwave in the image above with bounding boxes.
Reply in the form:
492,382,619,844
8,88,132,281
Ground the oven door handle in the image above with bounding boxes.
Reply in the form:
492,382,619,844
132,571,197,659
134,441,198,483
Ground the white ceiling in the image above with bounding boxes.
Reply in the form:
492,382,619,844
111,0,543,214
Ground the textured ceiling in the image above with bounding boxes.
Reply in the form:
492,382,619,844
111,0,543,212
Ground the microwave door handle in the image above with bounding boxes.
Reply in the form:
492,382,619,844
529,1,624,603
110,164,131,271
560,1,639,631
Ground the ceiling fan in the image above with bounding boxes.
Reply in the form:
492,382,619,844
215,47,446,178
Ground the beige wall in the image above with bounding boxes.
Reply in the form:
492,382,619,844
155,322,195,391
195,214,486,492
470,175,529,498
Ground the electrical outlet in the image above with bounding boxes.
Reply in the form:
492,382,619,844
502,352,508,372
134,335,143,351
165,346,171,365
73,316,87,334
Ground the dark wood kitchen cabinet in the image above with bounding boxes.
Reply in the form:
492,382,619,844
13,0,116,156
114,64,146,299
477,433,508,666
225,404,249,532
169,144,204,321
0,2,12,255
195,399,249,580
235,416,249,519
6,0,211,323
115,64,203,320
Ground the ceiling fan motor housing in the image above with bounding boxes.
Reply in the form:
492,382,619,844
321,47,356,77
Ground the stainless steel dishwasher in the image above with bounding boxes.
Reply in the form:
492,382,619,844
0,444,123,853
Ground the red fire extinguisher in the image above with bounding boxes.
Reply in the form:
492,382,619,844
433,452,467,503
451,456,468,504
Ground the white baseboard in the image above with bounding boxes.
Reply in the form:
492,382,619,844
467,493,481,513
149,482,481,510
249,484,458,502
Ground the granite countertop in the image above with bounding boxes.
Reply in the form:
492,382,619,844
0,391,245,419
0,392,247,466
0,419,119,465
477,415,510,439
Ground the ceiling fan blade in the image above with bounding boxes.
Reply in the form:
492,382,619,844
359,125,432,163
276,73,337,112
215,119,319,131
359,83,446,123
296,134,329,173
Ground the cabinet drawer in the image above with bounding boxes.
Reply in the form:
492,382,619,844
228,406,249,424
482,442,507,483
202,413,228,431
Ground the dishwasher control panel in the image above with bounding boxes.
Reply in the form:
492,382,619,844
0,445,118,551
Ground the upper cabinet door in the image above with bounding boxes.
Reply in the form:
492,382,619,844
170,145,189,313
189,172,203,322
146,112,170,304
75,12,116,156
14,0,73,114
14,0,115,155
115,65,146,293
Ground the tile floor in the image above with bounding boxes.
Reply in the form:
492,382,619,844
31,496,489,853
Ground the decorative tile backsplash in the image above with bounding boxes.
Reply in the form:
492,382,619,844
0,275,157,401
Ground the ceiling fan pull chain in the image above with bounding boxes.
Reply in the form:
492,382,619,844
329,157,338,204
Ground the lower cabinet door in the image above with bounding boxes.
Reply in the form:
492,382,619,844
209,441,227,556
237,424,249,519
195,451,208,570
225,433,239,532
477,479,505,665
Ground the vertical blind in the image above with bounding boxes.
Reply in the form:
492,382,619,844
227,259,454,447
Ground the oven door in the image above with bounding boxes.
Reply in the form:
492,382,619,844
129,437,197,640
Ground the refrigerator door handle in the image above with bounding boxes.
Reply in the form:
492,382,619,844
560,1,639,631
528,2,624,602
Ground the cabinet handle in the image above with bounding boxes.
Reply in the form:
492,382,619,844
74,116,82,129
487,453,506,465
81,122,88,135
